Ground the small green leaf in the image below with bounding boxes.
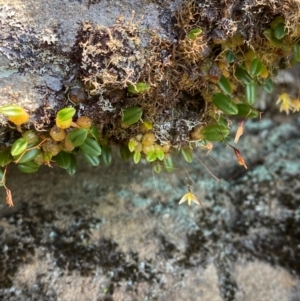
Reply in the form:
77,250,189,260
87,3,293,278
218,75,232,95
67,128,88,147
17,161,40,174
80,150,100,166
43,151,52,163
100,145,112,166
212,93,238,115
0,168,5,186
0,105,24,117
53,151,71,169
217,117,228,128
56,107,76,122
89,126,100,141
15,148,41,164
274,23,286,40
122,107,143,126
235,66,252,84
181,148,193,163
263,28,282,47
0,148,13,167
66,154,77,176
293,43,300,62
262,78,274,93
153,164,162,174
22,130,39,145
225,51,235,63
236,104,259,118
133,151,141,164
245,82,257,105
250,58,263,76
127,82,150,94
202,124,229,141
156,149,165,161
270,16,285,29
11,138,28,157
146,151,157,162
164,156,174,172
120,144,132,161
79,137,101,157
187,28,202,40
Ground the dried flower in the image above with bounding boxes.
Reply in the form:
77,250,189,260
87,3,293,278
234,121,244,144
233,147,247,169
5,188,13,207
291,97,300,112
202,142,214,154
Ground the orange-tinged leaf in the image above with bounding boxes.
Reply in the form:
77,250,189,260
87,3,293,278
8,111,29,125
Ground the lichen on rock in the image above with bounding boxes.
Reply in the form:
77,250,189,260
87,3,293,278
1,0,300,185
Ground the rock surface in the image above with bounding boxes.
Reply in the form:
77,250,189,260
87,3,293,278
0,113,299,300
0,0,180,126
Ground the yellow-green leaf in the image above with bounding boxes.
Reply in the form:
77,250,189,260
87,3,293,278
127,82,150,94
0,105,24,117
146,151,157,162
133,151,141,164
156,149,165,161
56,107,76,122
187,28,202,40
128,140,136,152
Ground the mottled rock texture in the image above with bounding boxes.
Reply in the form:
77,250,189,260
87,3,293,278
1,1,300,300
